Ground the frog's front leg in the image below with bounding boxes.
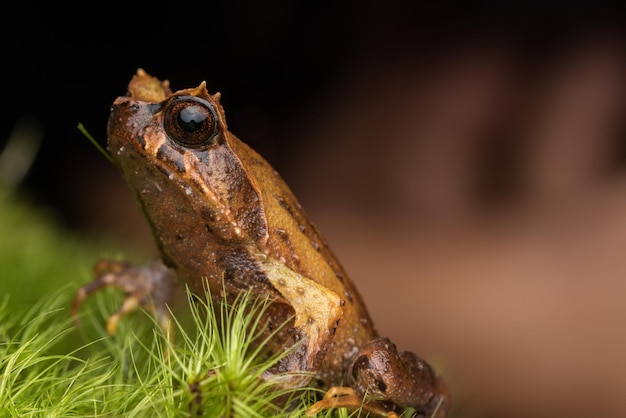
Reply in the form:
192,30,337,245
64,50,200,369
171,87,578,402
72,259,176,335
258,257,344,385
307,337,449,417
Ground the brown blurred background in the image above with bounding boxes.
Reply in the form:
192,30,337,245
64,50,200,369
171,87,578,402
3,3,626,417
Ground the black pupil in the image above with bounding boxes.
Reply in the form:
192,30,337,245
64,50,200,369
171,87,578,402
177,105,206,133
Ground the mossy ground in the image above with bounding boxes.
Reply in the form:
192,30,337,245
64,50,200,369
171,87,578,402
0,189,361,417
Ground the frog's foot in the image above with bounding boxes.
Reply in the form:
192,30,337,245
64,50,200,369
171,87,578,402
339,337,450,417
72,259,176,335
305,387,398,418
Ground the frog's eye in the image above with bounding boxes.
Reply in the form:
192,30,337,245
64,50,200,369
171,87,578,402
163,96,219,148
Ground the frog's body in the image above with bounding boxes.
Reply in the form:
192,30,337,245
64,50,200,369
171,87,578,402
74,70,449,417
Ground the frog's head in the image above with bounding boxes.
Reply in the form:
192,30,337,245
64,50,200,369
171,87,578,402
107,70,267,250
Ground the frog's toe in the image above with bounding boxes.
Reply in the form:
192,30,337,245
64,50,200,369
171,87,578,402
105,295,141,335
72,259,176,335
306,387,397,417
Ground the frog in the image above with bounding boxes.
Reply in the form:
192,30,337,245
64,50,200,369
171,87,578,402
72,69,449,418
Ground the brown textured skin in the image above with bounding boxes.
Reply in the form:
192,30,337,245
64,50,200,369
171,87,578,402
94,69,448,416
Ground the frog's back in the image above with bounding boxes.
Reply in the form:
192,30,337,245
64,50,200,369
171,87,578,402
228,133,378,384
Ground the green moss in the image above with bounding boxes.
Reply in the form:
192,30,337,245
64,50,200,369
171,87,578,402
0,189,360,417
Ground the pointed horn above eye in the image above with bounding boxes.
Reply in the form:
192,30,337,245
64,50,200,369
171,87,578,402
212,92,221,103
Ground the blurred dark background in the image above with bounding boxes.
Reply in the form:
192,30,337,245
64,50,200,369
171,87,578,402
3,3,626,417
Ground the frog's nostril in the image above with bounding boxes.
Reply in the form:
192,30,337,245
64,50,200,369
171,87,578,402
147,103,161,115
